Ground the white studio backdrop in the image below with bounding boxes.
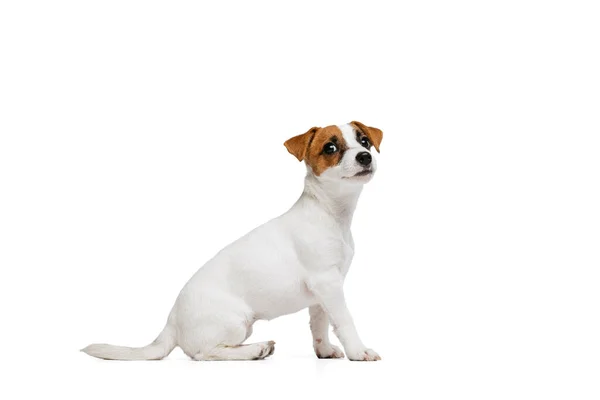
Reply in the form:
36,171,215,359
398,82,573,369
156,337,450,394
0,1,599,399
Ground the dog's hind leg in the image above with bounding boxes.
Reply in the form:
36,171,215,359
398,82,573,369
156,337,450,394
194,341,275,361
179,312,275,361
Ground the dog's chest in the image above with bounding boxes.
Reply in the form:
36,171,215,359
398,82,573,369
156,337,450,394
297,223,356,276
310,230,355,276
337,231,355,276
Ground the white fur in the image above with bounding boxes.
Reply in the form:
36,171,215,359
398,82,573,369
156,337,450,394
82,123,380,362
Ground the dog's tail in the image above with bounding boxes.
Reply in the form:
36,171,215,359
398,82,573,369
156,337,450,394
81,322,177,361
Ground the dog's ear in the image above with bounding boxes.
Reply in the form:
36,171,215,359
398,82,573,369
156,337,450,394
284,127,319,161
351,121,383,153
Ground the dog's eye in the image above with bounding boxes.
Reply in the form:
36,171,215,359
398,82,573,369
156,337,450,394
360,137,371,149
323,142,338,154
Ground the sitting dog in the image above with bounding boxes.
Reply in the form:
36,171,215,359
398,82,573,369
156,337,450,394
82,121,383,361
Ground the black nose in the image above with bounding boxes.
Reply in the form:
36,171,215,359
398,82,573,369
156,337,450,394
356,151,372,166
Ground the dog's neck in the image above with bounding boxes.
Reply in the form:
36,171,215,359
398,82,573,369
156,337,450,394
300,173,363,229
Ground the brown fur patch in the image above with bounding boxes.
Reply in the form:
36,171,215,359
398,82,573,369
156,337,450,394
304,125,347,176
284,127,319,161
284,125,347,176
351,121,383,152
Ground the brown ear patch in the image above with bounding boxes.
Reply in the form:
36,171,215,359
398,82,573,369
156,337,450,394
284,127,319,161
351,121,383,152
284,125,347,176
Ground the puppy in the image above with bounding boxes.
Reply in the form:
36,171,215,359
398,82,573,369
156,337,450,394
82,121,383,361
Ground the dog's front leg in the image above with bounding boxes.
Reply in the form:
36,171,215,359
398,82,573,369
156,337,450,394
307,271,381,361
309,305,345,359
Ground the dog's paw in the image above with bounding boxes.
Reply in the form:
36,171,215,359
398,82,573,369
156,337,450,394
254,341,276,360
314,343,345,359
347,348,381,361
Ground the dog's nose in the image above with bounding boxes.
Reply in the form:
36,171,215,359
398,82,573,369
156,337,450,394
356,151,372,166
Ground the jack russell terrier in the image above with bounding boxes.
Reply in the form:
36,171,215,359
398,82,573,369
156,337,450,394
82,121,383,361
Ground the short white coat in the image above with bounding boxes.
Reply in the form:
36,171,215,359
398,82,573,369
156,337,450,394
83,122,382,361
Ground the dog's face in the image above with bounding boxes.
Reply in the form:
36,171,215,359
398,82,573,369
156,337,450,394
284,121,383,184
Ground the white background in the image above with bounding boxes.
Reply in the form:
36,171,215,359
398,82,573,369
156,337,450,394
1,1,599,399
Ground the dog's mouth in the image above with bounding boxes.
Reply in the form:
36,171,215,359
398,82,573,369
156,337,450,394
343,169,373,179
354,169,372,177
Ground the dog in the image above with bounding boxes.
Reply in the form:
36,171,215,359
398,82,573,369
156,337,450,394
82,121,383,361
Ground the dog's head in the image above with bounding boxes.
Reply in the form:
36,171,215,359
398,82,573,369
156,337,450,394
284,121,383,184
